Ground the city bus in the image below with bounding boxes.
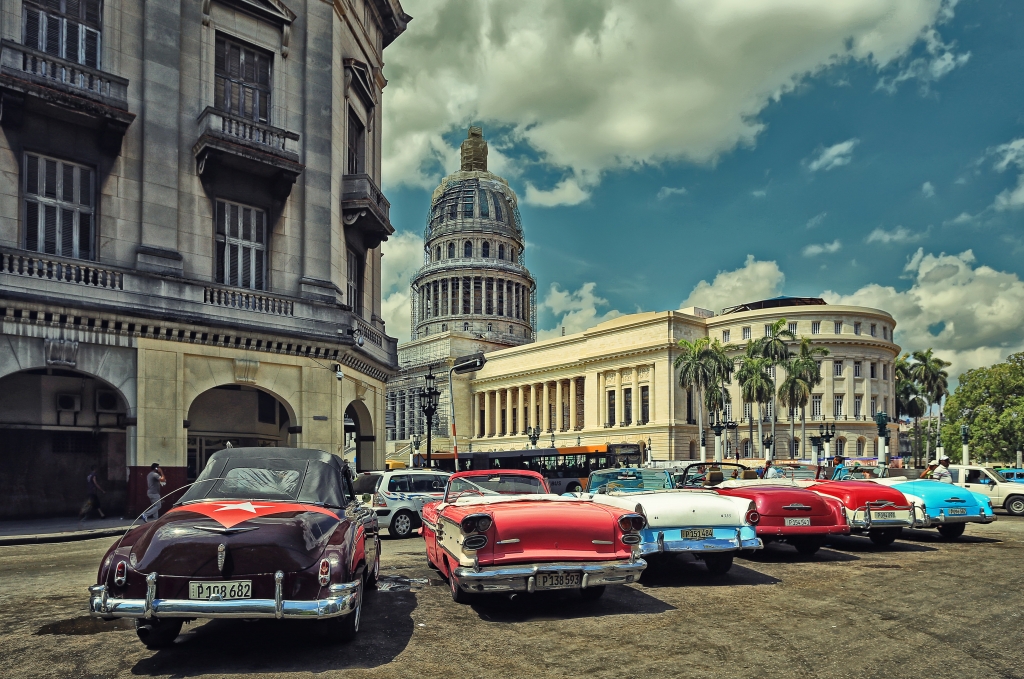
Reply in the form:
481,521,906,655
426,444,645,494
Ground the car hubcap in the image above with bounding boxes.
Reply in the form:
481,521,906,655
395,515,411,535
1013,500,1024,513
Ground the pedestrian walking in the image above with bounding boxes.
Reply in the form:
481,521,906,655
143,463,166,522
78,466,106,522
931,454,953,483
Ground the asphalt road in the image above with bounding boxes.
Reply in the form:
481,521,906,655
3,516,1023,679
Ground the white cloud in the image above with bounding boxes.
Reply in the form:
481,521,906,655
822,248,1024,381
539,282,622,340
657,186,687,200
383,0,953,194
992,138,1024,172
524,177,590,207
993,175,1024,212
866,225,929,244
680,254,784,315
922,181,935,197
946,211,974,225
877,23,971,94
806,212,827,229
806,139,859,172
751,189,767,198
802,240,843,256
381,231,425,343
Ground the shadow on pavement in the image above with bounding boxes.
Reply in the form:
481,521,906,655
130,588,416,676
822,535,937,553
36,616,134,636
469,584,674,623
898,529,1001,544
740,542,861,563
638,554,780,588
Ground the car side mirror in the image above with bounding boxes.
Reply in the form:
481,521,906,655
361,493,372,503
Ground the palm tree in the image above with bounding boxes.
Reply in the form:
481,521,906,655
736,342,773,459
911,349,952,461
705,380,732,462
777,367,811,460
895,375,927,465
756,318,796,458
789,338,829,460
674,337,734,461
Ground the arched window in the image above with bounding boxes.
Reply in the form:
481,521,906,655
487,323,492,332
447,242,455,258
509,325,514,335
492,191,504,222
510,248,516,262
463,322,470,331
424,326,430,336
435,246,441,261
498,244,505,260
464,241,472,258
441,323,448,331
478,189,489,218
482,241,490,258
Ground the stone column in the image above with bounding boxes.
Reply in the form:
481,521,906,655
615,370,623,426
648,364,656,424
554,379,563,431
632,370,640,425
504,387,513,436
569,377,578,431
598,372,606,426
518,386,526,434
527,384,535,432
542,382,551,432
484,390,492,437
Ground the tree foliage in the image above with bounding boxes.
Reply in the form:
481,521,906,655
941,353,1024,463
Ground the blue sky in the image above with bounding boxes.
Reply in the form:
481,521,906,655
379,0,1024,379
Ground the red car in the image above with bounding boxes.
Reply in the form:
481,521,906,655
801,480,914,547
89,448,378,647
421,469,647,603
677,463,851,556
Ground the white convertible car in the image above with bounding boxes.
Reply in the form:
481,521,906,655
570,468,762,575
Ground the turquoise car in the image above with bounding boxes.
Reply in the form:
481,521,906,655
872,477,996,539
997,469,1024,483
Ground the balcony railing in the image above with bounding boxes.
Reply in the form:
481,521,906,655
203,285,295,317
343,174,391,221
0,40,129,109
196,107,300,158
1,250,124,290
357,319,384,347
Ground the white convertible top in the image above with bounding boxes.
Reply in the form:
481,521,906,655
717,479,801,489
442,493,584,509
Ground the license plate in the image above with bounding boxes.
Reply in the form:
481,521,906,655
948,508,967,515
680,528,714,540
537,572,581,590
785,517,811,526
189,580,252,600
872,511,896,520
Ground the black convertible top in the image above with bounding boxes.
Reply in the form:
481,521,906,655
176,447,352,508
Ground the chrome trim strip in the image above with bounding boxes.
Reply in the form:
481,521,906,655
496,538,520,545
274,571,284,619
592,540,613,545
144,573,156,619
452,558,647,594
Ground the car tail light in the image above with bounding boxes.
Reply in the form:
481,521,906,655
463,534,488,550
373,493,387,508
745,508,760,525
618,513,645,532
318,558,331,586
621,534,641,545
461,513,492,534
114,561,127,587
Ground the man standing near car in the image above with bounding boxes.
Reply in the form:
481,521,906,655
932,455,953,484
830,455,848,480
144,463,166,521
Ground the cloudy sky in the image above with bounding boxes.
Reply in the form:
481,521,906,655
378,0,1024,381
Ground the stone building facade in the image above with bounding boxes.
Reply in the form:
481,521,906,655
0,0,409,518
385,127,536,460
464,299,900,464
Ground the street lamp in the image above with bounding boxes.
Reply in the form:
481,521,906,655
419,367,441,468
647,437,653,466
875,411,890,467
819,423,836,466
550,431,556,449
727,419,739,464
762,434,774,462
527,426,541,448
411,434,421,468
961,422,970,465
810,434,823,471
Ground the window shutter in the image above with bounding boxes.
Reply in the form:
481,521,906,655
44,159,57,199
79,168,92,206
84,0,101,26
43,204,58,254
24,8,41,52
44,14,62,57
26,155,39,195
66,22,81,64
78,213,92,259
84,27,99,68
25,202,39,251
255,250,264,290
241,246,251,288
229,243,239,285
62,163,75,202
215,240,225,283
66,0,82,19
61,208,75,256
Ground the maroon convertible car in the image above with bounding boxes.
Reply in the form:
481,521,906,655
89,448,379,647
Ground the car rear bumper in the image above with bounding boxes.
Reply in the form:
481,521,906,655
89,571,358,621
638,527,762,555
913,507,995,527
847,504,914,529
451,558,646,594
757,524,851,538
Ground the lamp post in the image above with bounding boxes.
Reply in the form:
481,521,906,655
419,368,441,468
961,423,970,465
550,431,556,449
810,435,823,470
819,423,835,466
762,434,774,463
527,426,541,449
727,420,738,464
710,412,726,464
875,411,890,467
411,434,421,468
700,429,707,463
646,437,653,466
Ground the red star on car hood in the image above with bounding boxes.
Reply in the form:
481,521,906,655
167,501,339,528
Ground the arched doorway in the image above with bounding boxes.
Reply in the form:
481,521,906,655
0,367,130,518
345,400,374,473
186,385,295,480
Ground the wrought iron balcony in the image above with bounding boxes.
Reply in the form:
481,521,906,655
342,174,393,250
193,107,303,199
0,40,134,151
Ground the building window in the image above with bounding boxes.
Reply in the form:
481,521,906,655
498,243,505,260
491,191,504,222
623,388,632,426
854,322,862,335
510,248,516,262
834,395,843,418
788,322,797,335
607,391,616,426
742,326,751,340
854,361,862,377
833,361,843,377
477,189,489,218
811,321,821,334
23,154,94,260
508,325,514,334
641,385,650,423
434,246,441,261
462,189,475,218
723,402,732,422
883,326,888,340
855,396,862,419
870,397,877,416
812,395,822,420
482,241,490,258
870,362,877,379
834,321,843,334
347,248,363,315
442,323,447,331
870,323,877,337
447,242,455,258
764,324,773,337
836,439,845,456
722,329,731,343
743,439,751,457
769,366,776,379
23,0,102,68
883,397,888,414
215,35,272,123
743,402,752,420
463,322,469,331
215,200,266,290
882,364,888,380
464,241,473,258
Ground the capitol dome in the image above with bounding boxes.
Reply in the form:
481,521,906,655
409,127,536,345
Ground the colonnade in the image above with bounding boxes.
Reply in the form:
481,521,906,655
474,377,585,438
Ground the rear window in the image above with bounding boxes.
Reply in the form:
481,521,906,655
196,458,307,502
353,473,382,495
411,474,447,492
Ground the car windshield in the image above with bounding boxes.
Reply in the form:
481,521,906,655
675,464,757,487
587,469,670,493
845,465,887,479
184,458,308,502
447,474,546,499
352,473,382,495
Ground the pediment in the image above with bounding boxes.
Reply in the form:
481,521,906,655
215,0,296,25
344,58,377,109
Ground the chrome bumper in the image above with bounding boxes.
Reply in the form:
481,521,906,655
452,558,646,594
639,530,762,555
89,571,359,620
848,503,913,530
910,505,995,528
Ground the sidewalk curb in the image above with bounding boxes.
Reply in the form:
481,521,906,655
0,526,129,547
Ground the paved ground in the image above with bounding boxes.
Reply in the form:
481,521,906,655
2,517,1023,679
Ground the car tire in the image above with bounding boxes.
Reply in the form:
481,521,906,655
868,528,900,547
566,482,582,493
390,510,415,539
793,538,823,556
365,537,381,589
702,553,734,575
579,585,606,601
448,566,473,604
334,578,363,642
937,523,966,540
135,618,183,649
1006,496,1024,516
